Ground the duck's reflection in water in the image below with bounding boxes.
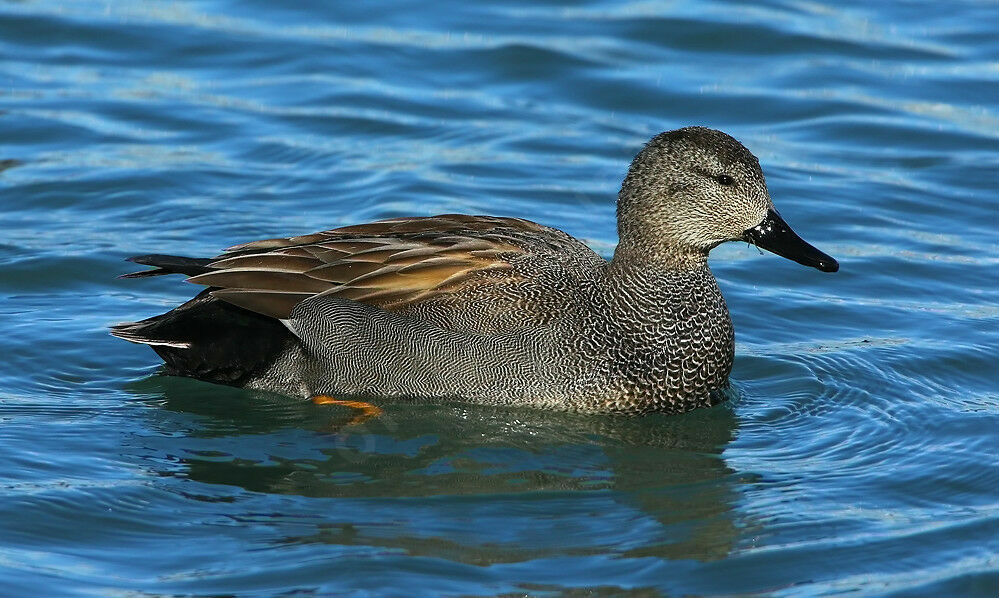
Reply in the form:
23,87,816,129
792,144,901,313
129,376,745,564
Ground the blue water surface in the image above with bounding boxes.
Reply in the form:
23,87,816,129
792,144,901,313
1,0,998,595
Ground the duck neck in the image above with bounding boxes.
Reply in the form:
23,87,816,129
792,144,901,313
609,237,709,275
604,242,716,320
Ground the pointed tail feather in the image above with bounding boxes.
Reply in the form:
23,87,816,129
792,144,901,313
109,322,192,348
120,254,215,278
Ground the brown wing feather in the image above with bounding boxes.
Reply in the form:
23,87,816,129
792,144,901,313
209,289,312,320
207,254,319,273
190,214,556,319
189,270,333,294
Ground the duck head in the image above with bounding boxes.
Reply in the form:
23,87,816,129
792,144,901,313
616,126,838,273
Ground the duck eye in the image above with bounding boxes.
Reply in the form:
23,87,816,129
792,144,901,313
716,174,735,186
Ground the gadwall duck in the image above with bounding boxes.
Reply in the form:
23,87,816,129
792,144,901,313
113,127,838,415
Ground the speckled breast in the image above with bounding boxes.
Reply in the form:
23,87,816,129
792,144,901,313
585,265,735,414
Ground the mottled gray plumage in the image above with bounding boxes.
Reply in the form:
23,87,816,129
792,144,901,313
112,127,838,414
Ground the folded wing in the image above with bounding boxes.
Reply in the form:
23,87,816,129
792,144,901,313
185,214,601,323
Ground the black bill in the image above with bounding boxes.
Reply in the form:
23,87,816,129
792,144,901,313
744,209,839,273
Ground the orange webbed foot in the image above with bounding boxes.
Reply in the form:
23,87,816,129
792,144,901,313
310,395,383,428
